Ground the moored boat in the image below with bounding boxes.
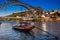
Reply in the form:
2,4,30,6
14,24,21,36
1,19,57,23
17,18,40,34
12,22,35,31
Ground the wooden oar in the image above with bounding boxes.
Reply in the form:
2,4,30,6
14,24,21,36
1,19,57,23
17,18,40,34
34,26,58,40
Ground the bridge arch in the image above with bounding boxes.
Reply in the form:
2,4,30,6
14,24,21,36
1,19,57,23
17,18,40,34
0,1,34,12
0,0,43,18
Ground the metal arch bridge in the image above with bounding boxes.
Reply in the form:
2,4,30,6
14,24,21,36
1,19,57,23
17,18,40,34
0,0,34,12
0,0,43,18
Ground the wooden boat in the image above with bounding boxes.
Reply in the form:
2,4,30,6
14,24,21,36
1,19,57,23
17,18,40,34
13,26,35,31
12,22,35,31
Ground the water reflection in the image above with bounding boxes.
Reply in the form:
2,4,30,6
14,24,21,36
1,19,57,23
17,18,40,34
42,22,47,31
23,32,35,40
0,21,60,40
13,30,35,40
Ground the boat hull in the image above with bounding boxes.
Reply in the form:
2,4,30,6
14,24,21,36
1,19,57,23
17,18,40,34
13,26,31,31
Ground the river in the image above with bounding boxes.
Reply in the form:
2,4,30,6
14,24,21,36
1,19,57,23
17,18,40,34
0,21,60,40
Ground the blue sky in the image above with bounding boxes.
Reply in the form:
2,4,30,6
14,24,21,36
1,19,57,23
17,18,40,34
0,0,60,16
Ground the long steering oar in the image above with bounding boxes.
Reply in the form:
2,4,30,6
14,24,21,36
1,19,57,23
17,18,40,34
34,26,58,40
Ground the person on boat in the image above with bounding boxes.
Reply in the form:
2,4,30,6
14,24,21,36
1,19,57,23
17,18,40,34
13,21,20,27
31,22,35,26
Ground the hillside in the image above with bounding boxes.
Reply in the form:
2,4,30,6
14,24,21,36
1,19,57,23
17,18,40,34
7,12,26,17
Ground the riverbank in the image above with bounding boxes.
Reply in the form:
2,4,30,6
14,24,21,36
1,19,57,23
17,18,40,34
41,17,60,22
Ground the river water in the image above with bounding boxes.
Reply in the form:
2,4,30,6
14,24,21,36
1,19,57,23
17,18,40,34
0,21,60,40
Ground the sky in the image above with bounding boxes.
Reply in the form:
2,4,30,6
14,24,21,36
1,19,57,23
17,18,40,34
0,0,60,16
